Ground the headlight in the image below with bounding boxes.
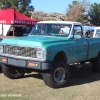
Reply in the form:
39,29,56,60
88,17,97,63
36,49,44,59
0,45,3,53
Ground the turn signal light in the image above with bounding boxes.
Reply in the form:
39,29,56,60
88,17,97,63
28,62,36,67
2,58,7,63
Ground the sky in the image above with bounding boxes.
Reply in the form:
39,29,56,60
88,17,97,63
31,0,100,14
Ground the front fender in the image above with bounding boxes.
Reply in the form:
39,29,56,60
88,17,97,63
46,48,72,64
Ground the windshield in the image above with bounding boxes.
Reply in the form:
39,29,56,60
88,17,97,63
30,23,72,37
23,27,32,33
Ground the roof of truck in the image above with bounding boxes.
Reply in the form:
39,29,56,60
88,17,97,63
37,21,82,25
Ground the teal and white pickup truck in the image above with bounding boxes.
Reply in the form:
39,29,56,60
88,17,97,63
0,21,100,88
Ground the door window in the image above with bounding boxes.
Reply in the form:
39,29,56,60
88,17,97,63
72,25,83,39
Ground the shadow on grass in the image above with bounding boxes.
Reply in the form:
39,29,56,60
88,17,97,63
67,63,100,87
24,73,43,80
20,63,100,87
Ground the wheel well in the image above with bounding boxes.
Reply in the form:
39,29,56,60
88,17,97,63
54,51,67,63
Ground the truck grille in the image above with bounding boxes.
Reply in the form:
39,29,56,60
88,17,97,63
3,45,36,58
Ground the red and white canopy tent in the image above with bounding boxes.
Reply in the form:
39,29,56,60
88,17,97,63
0,9,39,36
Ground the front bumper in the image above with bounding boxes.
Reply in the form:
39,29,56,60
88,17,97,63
0,56,53,70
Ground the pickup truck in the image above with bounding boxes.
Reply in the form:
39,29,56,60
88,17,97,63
0,21,100,88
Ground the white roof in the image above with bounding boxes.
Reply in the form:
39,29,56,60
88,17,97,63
95,27,100,29
37,21,82,25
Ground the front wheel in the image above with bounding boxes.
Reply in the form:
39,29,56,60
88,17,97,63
2,64,25,79
43,61,70,88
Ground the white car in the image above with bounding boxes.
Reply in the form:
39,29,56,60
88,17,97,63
93,27,100,37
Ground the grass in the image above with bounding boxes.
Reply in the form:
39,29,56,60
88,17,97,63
0,64,100,100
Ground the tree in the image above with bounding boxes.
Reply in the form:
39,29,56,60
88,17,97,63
65,0,90,24
88,3,100,26
0,0,34,17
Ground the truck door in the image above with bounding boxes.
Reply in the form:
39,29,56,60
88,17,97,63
71,25,88,62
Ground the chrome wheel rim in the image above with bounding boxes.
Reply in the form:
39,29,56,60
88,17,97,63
54,67,66,82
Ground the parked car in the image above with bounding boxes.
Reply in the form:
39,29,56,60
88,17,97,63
93,27,100,37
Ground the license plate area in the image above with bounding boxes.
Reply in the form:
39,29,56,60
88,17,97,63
8,58,26,67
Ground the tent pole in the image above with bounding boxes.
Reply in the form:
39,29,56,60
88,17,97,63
12,25,14,36
2,24,4,36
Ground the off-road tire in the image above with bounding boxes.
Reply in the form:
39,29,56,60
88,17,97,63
43,61,70,88
2,64,25,79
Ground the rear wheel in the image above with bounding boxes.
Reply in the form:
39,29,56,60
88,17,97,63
2,64,25,79
43,61,70,88
92,53,100,72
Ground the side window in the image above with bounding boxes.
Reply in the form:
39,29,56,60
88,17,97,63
73,25,83,38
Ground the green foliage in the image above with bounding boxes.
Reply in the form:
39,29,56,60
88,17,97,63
0,0,34,17
65,0,89,24
77,14,88,24
67,1,80,13
88,3,100,26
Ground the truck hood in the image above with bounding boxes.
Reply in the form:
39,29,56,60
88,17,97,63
0,35,70,47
